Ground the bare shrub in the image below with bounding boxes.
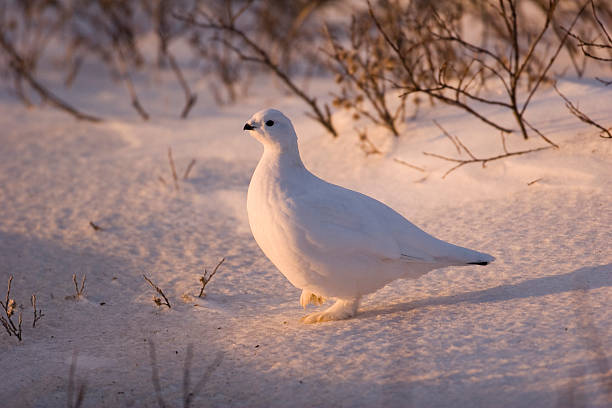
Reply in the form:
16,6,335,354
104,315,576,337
175,1,339,136
369,0,587,147
325,13,407,137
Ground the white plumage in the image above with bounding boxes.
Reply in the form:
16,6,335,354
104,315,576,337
244,109,494,323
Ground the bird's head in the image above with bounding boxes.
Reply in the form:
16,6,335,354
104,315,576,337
243,109,298,151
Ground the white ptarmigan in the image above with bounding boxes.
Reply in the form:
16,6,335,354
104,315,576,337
245,109,494,323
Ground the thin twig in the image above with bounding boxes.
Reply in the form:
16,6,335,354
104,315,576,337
433,120,461,154
424,127,553,178
168,147,180,191
143,274,171,308
198,258,225,298
73,273,86,299
0,275,22,340
0,32,102,122
554,82,612,139
31,294,44,328
167,51,198,118
183,159,196,180
89,221,104,231
527,177,543,186
393,158,425,172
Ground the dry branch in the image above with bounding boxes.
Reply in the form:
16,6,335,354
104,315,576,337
67,273,86,300
31,294,44,328
174,6,337,137
89,221,104,231
424,122,553,178
198,257,225,298
393,158,425,172
0,275,22,341
0,32,102,122
554,82,612,138
143,274,171,308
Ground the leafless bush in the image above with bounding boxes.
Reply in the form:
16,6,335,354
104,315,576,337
369,0,587,147
175,1,339,136
325,13,407,136
566,0,612,67
198,257,225,298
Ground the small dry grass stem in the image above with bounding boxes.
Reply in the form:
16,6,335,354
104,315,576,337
198,258,225,298
424,123,553,178
89,221,104,231
67,351,87,408
31,294,44,328
143,274,171,308
553,82,612,139
148,340,224,408
183,159,197,180
168,147,180,191
393,158,425,172
0,275,22,341
66,273,86,300
527,177,543,186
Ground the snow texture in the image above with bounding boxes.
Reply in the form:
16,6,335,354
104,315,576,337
0,67,611,407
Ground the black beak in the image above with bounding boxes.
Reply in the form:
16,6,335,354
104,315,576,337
243,123,255,130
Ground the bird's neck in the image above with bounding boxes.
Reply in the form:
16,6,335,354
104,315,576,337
261,140,306,173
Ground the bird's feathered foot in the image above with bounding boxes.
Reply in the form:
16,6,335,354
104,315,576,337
301,297,361,323
300,290,325,308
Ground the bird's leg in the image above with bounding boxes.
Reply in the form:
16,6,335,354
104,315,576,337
301,296,361,323
299,289,325,309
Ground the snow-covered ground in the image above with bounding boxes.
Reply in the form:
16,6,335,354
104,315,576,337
0,66,611,407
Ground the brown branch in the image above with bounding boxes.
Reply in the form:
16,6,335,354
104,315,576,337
393,158,425,172
554,83,612,138
174,10,337,137
0,32,102,122
0,275,22,341
166,51,197,118
143,274,171,308
424,127,553,178
198,258,225,298
89,221,104,231
31,294,44,328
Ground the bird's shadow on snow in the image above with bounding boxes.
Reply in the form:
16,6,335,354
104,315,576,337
359,263,612,319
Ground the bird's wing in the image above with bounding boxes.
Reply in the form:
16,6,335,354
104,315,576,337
280,184,402,261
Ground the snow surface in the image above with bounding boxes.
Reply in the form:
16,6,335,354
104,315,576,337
0,66,611,407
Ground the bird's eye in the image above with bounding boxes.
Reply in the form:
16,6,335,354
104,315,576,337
265,120,274,126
